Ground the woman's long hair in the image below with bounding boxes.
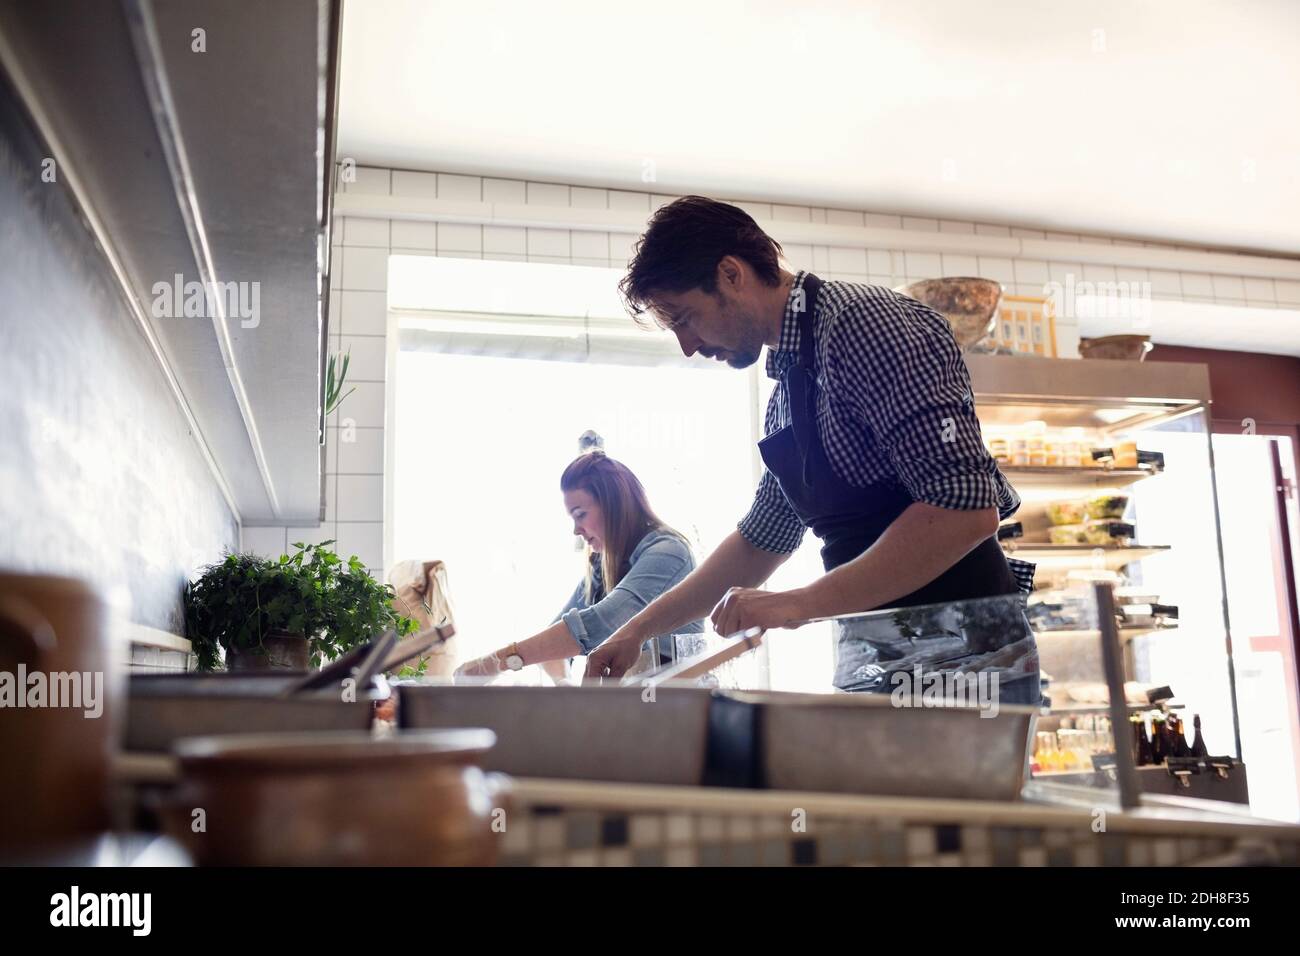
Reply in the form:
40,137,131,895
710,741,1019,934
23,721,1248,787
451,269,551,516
560,451,685,603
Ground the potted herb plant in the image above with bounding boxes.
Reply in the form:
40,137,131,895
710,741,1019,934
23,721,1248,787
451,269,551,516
183,541,416,671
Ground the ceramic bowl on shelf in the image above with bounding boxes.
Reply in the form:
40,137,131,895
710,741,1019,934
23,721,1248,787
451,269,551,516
1079,334,1153,361
895,277,1003,348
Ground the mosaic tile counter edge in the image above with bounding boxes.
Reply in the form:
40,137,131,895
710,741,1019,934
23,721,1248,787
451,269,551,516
496,779,1300,867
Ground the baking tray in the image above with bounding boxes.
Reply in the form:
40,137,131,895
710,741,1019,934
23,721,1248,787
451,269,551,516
126,672,378,753
727,690,1039,801
398,682,716,785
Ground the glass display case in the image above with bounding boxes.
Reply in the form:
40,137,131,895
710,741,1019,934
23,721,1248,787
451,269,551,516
967,353,1246,802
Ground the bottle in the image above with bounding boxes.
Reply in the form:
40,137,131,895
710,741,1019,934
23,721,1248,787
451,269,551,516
1132,715,1152,767
1190,713,1209,758
1168,713,1190,759
1150,713,1167,764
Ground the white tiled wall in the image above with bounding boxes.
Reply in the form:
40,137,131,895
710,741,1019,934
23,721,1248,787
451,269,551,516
242,164,1300,580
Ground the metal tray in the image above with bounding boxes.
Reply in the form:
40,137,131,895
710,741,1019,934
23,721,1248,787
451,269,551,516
398,683,715,785
126,673,377,753
728,690,1038,801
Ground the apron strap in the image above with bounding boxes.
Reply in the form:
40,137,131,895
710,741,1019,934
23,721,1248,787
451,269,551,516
791,274,822,486
795,273,822,370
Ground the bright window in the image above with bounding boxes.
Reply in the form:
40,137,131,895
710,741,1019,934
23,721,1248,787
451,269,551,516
389,256,759,672
393,350,753,666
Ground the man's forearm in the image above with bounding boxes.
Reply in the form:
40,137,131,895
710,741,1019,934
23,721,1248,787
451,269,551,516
621,530,788,642
801,502,998,618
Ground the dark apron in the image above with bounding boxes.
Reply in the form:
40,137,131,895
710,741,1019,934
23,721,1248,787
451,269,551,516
757,274,1039,698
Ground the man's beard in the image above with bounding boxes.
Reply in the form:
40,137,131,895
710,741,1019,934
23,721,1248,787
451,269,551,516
726,349,760,369
719,301,764,369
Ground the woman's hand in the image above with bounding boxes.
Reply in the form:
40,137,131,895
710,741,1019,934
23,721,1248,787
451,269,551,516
453,652,503,682
710,587,810,638
583,634,646,682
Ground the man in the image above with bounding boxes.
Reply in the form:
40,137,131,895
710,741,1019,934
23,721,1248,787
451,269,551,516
586,197,1038,700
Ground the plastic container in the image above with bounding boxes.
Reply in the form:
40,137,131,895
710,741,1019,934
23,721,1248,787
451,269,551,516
1085,491,1130,520
1113,441,1139,469
1049,520,1135,546
1046,499,1088,526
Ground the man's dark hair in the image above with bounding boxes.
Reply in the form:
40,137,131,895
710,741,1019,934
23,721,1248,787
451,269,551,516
619,196,784,325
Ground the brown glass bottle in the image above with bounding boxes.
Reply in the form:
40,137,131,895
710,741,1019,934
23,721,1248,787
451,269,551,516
1150,713,1167,764
1189,713,1209,758
1168,713,1191,759
1133,715,1153,766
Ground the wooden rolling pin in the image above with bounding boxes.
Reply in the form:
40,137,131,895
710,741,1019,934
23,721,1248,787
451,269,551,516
632,626,765,688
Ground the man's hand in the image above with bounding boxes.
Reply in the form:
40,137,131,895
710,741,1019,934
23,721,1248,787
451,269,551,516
710,587,810,638
583,634,646,682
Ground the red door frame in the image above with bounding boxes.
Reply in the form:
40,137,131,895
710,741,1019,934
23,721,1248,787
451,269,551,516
1210,420,1300,729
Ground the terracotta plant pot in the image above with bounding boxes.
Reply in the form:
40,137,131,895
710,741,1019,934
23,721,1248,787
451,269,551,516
163,729,510,865
225,629,311,671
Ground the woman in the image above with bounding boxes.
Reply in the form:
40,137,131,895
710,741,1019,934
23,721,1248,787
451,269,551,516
454,451,703,681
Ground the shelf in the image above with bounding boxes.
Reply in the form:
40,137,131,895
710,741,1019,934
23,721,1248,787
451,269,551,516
1048,701,1185,714
967,354,1211,434
1001,543,1171,570
118,622,193,654
1034,626,1178,642
1000,465,1158,488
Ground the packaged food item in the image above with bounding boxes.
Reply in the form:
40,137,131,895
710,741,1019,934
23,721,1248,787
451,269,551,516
1010,439,1029,466
1029,450,1048,466
1046,499,1087,525
1113,440,1138,469
988,437,1009,462
1065,568,1125,591
1049,520,1135,546
1117,602,1179,628
1114,587,1158,605
1085,491,1129,519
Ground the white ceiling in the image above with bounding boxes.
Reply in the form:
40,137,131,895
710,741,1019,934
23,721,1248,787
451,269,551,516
338,0,1300,257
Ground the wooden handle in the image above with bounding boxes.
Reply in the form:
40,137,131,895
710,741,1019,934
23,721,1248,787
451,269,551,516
637,627,764,688
377,625,449,673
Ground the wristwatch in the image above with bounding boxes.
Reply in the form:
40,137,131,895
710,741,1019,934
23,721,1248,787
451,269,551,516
502,642,524,672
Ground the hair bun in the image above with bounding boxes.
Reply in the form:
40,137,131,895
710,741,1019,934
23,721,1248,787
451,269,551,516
577,429,605,455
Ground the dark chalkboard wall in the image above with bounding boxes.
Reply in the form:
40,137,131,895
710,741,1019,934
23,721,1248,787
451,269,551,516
0,73,238,634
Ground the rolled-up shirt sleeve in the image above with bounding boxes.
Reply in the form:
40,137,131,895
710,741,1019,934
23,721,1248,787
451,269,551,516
737,469,806,554
550,579,586,627
824,296,1009,514
561,537,691,654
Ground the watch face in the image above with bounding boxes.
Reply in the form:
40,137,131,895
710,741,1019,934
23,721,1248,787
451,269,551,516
505,654,524,671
